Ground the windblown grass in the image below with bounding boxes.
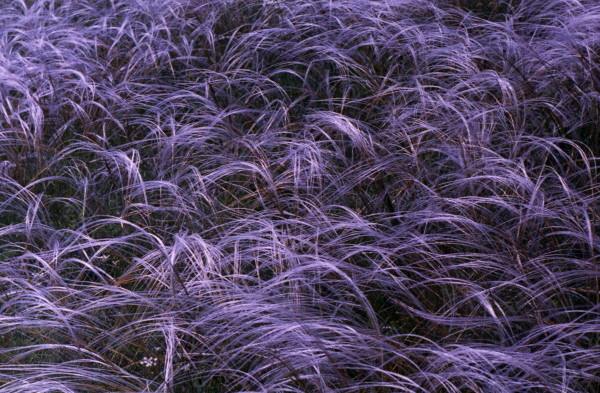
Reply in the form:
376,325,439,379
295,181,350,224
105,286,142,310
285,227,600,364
1,0,599,392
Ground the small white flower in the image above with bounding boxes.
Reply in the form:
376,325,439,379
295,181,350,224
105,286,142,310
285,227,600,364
140,356,158,367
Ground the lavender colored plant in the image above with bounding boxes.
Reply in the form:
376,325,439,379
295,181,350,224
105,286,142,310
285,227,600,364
0,0,599,392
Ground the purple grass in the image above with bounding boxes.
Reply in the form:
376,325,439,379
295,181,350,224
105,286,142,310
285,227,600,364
1,0,599,392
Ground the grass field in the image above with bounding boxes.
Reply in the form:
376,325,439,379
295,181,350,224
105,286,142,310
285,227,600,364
0,0,599,392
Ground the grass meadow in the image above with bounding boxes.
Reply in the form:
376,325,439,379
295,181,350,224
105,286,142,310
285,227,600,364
0,0,599,392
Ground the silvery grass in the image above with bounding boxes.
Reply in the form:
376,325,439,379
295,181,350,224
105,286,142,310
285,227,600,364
0,0,599,391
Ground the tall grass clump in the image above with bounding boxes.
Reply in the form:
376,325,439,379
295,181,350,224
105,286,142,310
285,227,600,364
1,0,599,392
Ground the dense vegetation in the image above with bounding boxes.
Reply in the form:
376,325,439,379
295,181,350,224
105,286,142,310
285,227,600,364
0,0,599,391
